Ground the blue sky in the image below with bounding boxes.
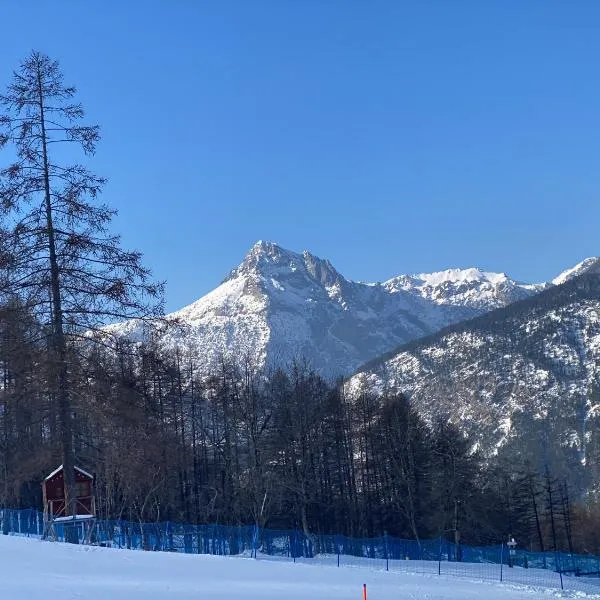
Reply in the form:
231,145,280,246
1,1,600,311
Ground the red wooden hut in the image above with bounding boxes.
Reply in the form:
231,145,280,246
42,464,96,521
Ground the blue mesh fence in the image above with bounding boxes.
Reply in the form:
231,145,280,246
1,508,599,595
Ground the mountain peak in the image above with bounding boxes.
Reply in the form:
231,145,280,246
248,240,285,259
552,257,600,286
251,239,277,251
385,266,512,289
224,241,295,281
224,241,343,289
413,267,509,287
302,250,341,287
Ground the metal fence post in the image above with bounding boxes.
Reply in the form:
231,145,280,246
555,552,564,590
252,524,259,559
384,532,389,571
500,543,504,582
438,537,443,575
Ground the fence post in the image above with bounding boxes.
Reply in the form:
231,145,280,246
337,535,340,567
252,524,259,559
438,537,442,575
500,543,504,582
384,532,389,571
555,552,564,590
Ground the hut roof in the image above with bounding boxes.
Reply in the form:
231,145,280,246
44,465,94,481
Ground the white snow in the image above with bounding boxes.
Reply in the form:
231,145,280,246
44,464,94,481
1,535,598,599
552,257,600,286
52,514,95,522
411,267,509,287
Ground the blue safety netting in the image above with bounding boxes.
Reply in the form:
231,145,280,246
1,507,599,593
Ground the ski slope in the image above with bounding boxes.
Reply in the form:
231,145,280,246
1,535,597,599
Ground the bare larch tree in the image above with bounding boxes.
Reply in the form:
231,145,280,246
0,51,163,530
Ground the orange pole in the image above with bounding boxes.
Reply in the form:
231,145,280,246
363,584,367,600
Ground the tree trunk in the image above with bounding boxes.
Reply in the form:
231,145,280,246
529,476,544,552
37,66,76,540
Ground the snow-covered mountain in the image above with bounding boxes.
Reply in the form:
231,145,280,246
347,273,600,474
384,268,542,310
110,241,599,377
551,256,600,285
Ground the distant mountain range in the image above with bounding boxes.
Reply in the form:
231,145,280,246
347,272,600,486
109,240,600,378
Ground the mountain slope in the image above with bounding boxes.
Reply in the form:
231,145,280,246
110,241,598,377
347,274,600,469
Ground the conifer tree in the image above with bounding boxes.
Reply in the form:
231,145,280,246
0,51,163,529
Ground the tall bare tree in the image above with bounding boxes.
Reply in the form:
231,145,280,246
0,51,163,527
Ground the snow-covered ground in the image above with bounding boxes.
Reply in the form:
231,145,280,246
1,535,599,599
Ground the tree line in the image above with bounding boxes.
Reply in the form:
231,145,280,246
0,316,598,554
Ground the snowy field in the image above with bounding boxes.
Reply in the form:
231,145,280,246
1,534,598,600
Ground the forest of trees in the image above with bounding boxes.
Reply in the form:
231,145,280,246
0,51,599,557
0,323,598,554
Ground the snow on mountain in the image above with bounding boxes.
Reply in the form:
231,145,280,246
347,273,600,471
384,267,544,311
552,257,600,285
109,241,597,377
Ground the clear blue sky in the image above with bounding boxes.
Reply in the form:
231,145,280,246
1,1,599,311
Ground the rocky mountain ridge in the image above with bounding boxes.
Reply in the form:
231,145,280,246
109,240,600,377
347,273,600,482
